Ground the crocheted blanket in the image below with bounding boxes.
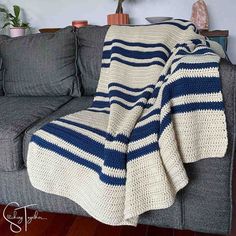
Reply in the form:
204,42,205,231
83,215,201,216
27,19,228,226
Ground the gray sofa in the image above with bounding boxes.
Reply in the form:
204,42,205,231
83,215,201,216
0,26,235,235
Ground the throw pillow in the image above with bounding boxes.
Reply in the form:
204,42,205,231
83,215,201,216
0,27,80,96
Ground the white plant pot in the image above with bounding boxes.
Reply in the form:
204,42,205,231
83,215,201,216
10,27,26,38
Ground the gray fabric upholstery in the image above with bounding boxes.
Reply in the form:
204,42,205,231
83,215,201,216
0,65,3,96
76,26,109,96
23,96,94,166
139,194,183,229
0,168,89,217
0,27,80,97
0,35,10,96
0,96,71,171
0,60,234,235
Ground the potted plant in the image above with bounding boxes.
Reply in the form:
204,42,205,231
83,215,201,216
107,0,129,25
0,5,29,37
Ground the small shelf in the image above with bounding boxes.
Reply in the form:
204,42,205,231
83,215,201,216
200,30,229,51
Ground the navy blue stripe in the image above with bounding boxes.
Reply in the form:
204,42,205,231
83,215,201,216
92,101,110,109
57,118,107,138
41,123,105,158
106,133,129,144
139,108,160,122
148,75,167,99
177,48,213,56
149,86,161,99
103,148,127,170
161,77,221,107
42,123,129,170
153,21,196,31
113,19,195,30
173,62,219,74
110,75,165,102
191,39,203,45
159,101,224,135
175,43,191,52
172,57,182,65
172,102,224,114
111,100,152,110
206,40,210,47
110,90,152,103
100,171,126,185
95,92,109,98
128,142,159,162
171,78,221,96
109,83,155,93
102,47,169,61
101,63,110,68
103,39,171,54
130,120,160,142
110,57,165,67
31,135,126,186
175,19,191,23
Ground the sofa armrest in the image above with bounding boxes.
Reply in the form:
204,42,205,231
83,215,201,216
181,59,236,235
220,59,236,236
220,59,236,142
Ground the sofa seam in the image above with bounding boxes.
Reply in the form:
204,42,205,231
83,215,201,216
228,64,236,234
73,27,82,97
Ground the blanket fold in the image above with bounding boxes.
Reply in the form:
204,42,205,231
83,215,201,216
27,19,228,225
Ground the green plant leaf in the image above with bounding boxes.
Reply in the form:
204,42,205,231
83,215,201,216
0,8,8,14
21,22,29,28
13,5,20,19
12,19,20,27
7,13,14,19
2,22,11,28
0,5,29,29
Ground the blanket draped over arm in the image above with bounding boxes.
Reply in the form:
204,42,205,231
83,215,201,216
27,19,228,225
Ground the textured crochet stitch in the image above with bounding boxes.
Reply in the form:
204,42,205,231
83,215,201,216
27,19,228,226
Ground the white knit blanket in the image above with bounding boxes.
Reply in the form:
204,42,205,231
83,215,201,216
27,20,228,226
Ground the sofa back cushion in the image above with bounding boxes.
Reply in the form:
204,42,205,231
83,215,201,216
0,27,80,96
76,25,109,96
0,35,10,96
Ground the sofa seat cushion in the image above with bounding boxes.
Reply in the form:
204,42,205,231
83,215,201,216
23,96,93,166
0,96,71,171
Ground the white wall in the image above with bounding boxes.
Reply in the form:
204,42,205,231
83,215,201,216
0,0,235,63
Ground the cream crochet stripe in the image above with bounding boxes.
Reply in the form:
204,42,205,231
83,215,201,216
27,19,227,226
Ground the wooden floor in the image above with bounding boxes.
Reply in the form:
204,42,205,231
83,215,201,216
0,204,234,236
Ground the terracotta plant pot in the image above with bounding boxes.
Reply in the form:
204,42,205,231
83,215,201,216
10,27,26,37
107,13,129,25
72,20,88,28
